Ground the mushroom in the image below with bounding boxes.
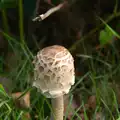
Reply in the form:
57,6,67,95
33,45,75,120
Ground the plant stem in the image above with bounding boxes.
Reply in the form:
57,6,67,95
51,95,64,120
1,9,9,33
18,0,25,45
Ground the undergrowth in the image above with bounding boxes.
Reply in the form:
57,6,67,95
0,0,120,120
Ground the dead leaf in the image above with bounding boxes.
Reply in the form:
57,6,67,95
88,95,96,110
22,112,31,120
79,113,85,120
12,92,30,109
95,112,103,120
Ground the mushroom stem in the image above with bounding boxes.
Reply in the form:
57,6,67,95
51,95,64,120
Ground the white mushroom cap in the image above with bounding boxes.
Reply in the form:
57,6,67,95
33,45,75,98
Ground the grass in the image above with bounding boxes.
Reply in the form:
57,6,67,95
0,0,120,120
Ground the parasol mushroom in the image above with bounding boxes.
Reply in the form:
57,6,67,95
33,45,75,120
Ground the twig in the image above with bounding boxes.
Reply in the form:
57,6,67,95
32,3,64,22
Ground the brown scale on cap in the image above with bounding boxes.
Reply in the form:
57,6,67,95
33,45,75,98
41,45,66,57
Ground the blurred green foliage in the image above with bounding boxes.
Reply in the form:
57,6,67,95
0,0,17,9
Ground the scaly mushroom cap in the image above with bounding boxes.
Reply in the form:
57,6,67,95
33,45,75,98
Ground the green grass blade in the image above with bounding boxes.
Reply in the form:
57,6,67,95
1,9,9,33
16,111,24,120
64,95,73,120
18,0,25,44
98,17,120,39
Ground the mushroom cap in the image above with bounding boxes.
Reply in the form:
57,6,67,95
33,45,75,98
